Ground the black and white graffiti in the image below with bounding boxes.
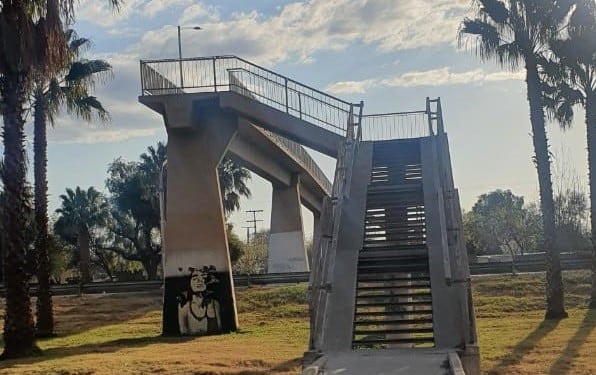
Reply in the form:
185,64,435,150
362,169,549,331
162,264,236,336
177,266,221,334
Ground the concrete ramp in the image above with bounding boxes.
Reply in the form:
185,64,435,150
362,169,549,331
304,350,459,375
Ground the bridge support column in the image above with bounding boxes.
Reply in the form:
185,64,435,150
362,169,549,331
268,175,309,273
162,110,239,336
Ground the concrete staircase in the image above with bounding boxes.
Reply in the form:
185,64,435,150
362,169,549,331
306,101,479,375
353,139,434,349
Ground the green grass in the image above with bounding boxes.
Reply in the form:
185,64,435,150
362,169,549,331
0,272,594,374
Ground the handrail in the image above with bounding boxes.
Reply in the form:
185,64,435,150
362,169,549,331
141,55,354,107
227,70,332,194
255,126,332,194
140,55,363,139
360,110,432,141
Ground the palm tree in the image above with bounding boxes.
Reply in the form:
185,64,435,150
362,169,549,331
541,0,596,307
33,29,111,337
459,0,573,319
0,0,120,359
54,187,110,284
219,157,252,216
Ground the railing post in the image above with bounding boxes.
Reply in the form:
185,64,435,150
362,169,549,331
139,61,145,95
285,78,289,113
426,96,433,136
356,100,364,141
436,97,445,134
298,93,303,119
346,105,354,140
213,57,217,92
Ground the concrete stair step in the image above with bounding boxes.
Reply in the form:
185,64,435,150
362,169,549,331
354,309,433,317
354,327,434,336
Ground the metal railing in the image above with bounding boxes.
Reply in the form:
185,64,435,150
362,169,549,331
140,55,363,138
360,110,431,141
5,256,589,297
358,98,446,141
255,126,332,194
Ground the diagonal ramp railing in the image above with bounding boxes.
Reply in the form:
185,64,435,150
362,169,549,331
140,55,363,139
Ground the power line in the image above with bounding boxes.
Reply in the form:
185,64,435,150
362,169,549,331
242,226,252,243
245,209,264,236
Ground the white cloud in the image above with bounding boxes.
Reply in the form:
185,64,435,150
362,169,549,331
76,0,207,29
64,1,479,144
325,68,524,94
80,0,471,65
178,3,220,25
325,79,378,94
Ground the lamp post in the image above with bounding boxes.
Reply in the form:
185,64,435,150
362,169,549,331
177,25,202,88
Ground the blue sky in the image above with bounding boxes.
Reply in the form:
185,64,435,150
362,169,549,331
40,0,588,238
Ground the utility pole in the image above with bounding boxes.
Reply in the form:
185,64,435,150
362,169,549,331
242,226,252,243
245,209,264,236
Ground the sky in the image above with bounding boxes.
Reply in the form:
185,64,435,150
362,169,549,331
37,0,589,240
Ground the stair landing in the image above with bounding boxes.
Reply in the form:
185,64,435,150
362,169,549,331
305,350,456,375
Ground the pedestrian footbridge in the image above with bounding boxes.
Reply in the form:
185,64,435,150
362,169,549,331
139,55,479,374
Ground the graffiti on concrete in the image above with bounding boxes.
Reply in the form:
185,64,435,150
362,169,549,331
177,266,222,334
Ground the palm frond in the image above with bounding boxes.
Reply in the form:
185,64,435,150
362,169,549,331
67,96,110,123
65,59,112,84
479,0,510,25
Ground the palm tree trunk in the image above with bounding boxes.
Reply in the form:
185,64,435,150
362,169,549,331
0,73,40,359
587,93,596,308
78,227,92,283
33,89,54,336
526,62,567,319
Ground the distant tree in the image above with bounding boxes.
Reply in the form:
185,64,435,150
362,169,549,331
104,144,165,280
227,224,244,264
464,190,542,263
54,187,111,283
233,230,269,275
104,143,251,279
459,0,574,319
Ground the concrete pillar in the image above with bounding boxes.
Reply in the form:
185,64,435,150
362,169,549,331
268,175,308,273
162,107,239,336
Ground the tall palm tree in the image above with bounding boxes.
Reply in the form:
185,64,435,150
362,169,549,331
0,0,120,359
54,187,111,284
0,0,73,359
541,0,596,307
33,29,111,337
459,0,573,319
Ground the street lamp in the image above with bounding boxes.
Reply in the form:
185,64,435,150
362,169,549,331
177,25,202,88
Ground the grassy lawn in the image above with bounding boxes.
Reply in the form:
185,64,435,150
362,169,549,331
0,272,594,374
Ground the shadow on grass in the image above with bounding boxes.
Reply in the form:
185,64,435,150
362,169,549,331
0,336,302,374
488,319,561,374
0,334,196,370
0,292,162,350
548,309,596,375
